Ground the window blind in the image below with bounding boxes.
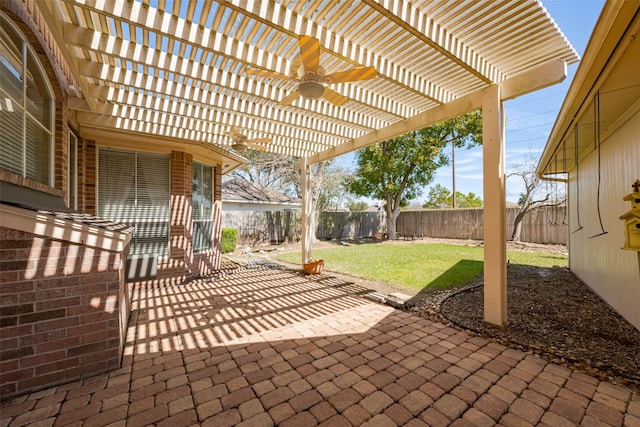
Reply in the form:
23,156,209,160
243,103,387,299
98,149,170,256
0,14,53,185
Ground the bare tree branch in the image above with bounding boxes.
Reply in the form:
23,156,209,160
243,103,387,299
508,153,566,241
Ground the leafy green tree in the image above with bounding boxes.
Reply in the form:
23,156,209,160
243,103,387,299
457,192,483,208
347,112,482,239
423,184,453,209
346,199,369,212
423,184,483,208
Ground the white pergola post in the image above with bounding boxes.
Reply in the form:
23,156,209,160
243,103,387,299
482,84,508,326
300,158,313,264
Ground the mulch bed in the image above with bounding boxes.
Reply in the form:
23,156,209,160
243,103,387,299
412,264,640,391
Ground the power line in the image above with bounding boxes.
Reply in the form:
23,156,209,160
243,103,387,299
507,122,554,133
505,89,566,108
506,109,559,122
506,136,547,145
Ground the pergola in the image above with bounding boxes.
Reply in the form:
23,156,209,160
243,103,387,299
40,0,578,325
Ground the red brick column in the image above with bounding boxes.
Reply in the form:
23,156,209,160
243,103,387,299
54,102,66,195
166,151,193,281
82,140,97,216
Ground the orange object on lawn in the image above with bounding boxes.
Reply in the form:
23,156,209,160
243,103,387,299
303,259,324,274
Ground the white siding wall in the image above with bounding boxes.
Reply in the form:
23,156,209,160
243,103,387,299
568,110,640,330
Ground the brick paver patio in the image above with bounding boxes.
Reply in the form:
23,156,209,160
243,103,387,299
2,263,639,426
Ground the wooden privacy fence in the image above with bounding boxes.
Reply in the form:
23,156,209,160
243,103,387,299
316,207,567,244
316,211,387,240
222,206,567,245
396,206,567,244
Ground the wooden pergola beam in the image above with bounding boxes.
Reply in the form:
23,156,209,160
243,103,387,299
302,59,567,167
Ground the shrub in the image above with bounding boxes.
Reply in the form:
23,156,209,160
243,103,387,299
221,228,238,253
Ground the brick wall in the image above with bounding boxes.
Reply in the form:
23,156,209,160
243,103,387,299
0,227,127,398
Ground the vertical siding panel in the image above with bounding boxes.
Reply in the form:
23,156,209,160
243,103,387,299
569,111,640,330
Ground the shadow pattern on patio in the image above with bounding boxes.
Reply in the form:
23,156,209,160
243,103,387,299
2,262,638,426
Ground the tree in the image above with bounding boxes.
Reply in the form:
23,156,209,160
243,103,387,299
507,155,566,242
314,162,350,211
423,184,453,209
346,199,369,212
231,151,350,241
423,184,483,208
229,151,299,243
456,192,483,208
230,150,298,195
347,111,482,239
231,151,349,211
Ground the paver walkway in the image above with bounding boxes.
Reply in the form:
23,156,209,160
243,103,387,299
2,263,639,426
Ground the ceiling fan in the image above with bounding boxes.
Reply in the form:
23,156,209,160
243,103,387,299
226,126,272,151
246,35,377,106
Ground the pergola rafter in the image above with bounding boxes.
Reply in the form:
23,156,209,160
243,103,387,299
71,47,400,131
63,0,445,116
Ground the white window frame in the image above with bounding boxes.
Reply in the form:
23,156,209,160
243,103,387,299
0,12,55,186
192,162,214,254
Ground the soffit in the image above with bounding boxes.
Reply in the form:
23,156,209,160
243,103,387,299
43,0,578,159
80,126,247,174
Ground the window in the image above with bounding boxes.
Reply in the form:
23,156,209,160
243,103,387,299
192,162,214,253
98,149,170,257
68,131,78,210
0,13,54,185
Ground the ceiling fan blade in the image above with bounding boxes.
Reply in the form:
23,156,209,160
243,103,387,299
246,142,268,151
299,36,320,74
247,138,272,144
246,68,294,80
324,66,377,83
225,127,243,142
279,89,301,106
322,87,348,106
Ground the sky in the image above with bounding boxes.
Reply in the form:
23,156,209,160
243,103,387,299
337,0,605,206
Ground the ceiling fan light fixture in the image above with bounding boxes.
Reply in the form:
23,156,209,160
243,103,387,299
231,143,247,151
298,81,325,99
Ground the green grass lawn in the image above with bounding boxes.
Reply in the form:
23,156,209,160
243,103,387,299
277,243,567,292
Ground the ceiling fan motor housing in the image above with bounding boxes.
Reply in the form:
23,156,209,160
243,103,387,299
298,80,325,99
297,64,326,99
